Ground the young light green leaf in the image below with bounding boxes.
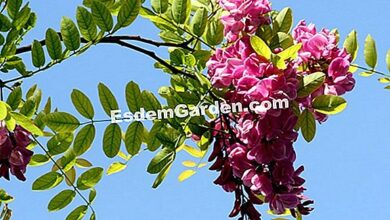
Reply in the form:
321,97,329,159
9,112,43,136
103,124,122,158
125,81,142,113
76,167,104,190
312,95,347,115
13,4,31,30
386,49,390,72
151,0,168,14
297,72,326,98
45,28,63,60
278,43,302,61
147,148,174,174
31,40,45,68
61,17,81,51
45,112,80,132
178,169,196,182
91,0,113,32
250,35,272,60
32,172,63,191
98,83,119,116
190,7,208,37
298,109,316,142
182,160,197,167
182,145,205,158
343,30,358,61
89,189,97,203
71,89,95,119
6,87,22,110
66,205,88,220
364,35,377,69
76,6,98,42
116,0,141,29
125,121,144,155
73,124,96,156
275,7,293,33
107,162,127,175
171,0,191,24
48,190,76,212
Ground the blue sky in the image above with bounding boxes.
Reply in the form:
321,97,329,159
1,0,390,220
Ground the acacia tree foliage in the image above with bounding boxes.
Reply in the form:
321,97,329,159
0,0,389,219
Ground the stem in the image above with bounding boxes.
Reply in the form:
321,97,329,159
31,136,96,214
351,64,390,77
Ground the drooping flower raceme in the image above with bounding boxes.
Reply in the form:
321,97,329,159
0,122,33,181
206,2,355,220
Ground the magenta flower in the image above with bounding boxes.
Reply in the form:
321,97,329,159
0,124,33,181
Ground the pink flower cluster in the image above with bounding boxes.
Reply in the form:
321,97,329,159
293,20,355,122
218,0,271,42
0,123,33,181
206,3,356,220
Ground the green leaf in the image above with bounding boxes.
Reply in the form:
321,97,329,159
204,17,223,46
66,205,88,220
31,40,45,68
125,121,144,155
98,83,119,116
91,0,113,32
386,49,390,72
141,90,161,112
13,4,31,30
343,30,358,61
277,43,302,61
61,17,81,51
45,28,63,60
0,189,14,202
48,190,76,212
364,35,377,69
125,81,142,113
146,121,164,151
147,148,174,174
6,87,22,110
32,172,63,191
76,158,93,168
73,124,96,156
250,35,272,60
152,162,172,188
10,112,43,136
151,0,168,14
65,167,76,186
312,95,347,115
103,123,122,158
77,167,104,190
297,72,326,98
0,15,12,32
76,6,98,42
275,8,293,33
71,89,95,119
6,0,22,19
107,162,127,175
45,112,80,132
89,189,97,203
178,169,196,182
190,7,208,37
48,133,74,155
298,109,316,142
55,151,77,172
116,0,141,29
171,0,191,24
29,154,50,166
20,99,36,118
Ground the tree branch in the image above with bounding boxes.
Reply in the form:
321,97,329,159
15,34,194,54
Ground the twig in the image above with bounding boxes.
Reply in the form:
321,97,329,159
31,136,96,214
351,64,390,77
